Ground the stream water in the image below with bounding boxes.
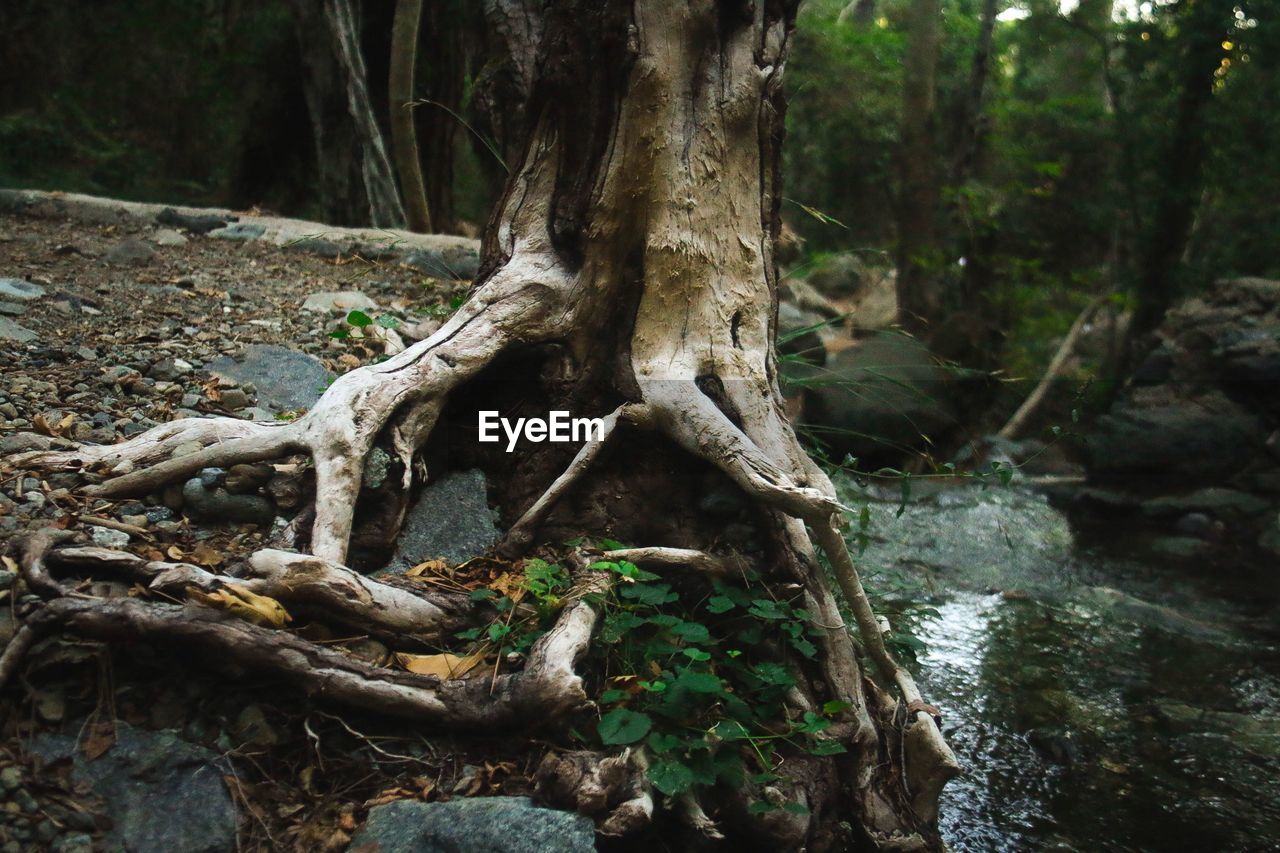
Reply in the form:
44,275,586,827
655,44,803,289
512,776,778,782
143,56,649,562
841,479,1280,851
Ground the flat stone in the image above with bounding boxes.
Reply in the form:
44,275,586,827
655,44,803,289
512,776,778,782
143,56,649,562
301,290,378,313
89,526,131,549
152,228,188,247
104,239,156,266
208,223,266,241
384,469,501,572
0,278,46,301
31,723,237,853
0,317,37,342
0,301,27,316
0,432,53,454
348,797,595,853
206,345,333,413
1140,487,1272,519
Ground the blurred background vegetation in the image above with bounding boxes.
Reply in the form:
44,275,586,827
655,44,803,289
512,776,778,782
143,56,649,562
0,0,1273,447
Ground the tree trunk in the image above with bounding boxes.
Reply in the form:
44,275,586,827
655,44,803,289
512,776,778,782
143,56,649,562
5,1,957,848
389,0,432,232
1129,0,1234,342
322,0,407,228
896,0,944,339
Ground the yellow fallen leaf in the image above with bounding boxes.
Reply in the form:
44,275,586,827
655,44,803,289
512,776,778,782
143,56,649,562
189,583,291,628
1,555,18,573
406,559,449,578
166,545,185,560
189,542,225,567
393,652,485,680
488,572,525,604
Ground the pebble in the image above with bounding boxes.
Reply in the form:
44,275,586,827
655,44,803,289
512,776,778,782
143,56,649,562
89,525,131,549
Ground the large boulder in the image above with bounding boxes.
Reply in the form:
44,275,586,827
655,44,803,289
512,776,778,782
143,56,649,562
1088,390,1264,482
348,797,595,853
793,333,956,461
381,469,502,573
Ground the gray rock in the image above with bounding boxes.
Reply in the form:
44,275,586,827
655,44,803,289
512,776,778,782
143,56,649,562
1088,392,1263,482
283,237,347,258
0,316,37,342
0,278,46,301
31,723,237,853
224,464,273,494
0,301,25,315
804,252,889,300
385,469,500,572
89,526,131,549
208,223,266,241
403,245,481,281
182,478,275,526
151,228,188,247
363,448,392,490
348,797,595,853
795,333,956,461
218,387,251,410
0,432,53,454
207,345,333,413
1140,487,1272,520
300,290,377,313
777,301,827,366
156,207,230,235
105,239,156,266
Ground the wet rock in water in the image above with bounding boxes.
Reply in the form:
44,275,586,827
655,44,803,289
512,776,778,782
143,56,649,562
1156,701,1280,759
402,245,481,281
349,797,595,853
0,277,46,301
300,290,377,313
383,469,500,573
0,317,37,342
104,239,156,266
89,526,131,549
1149,536,1215,561
207,345,333,413
182,478,275,526
31,723,238,853
208,222,265,241
1140,487,1271,520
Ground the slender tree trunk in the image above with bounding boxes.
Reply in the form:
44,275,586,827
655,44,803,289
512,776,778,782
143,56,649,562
389,0,432,232
896,0,944,338
323,0,407,228
1129,0,1233,341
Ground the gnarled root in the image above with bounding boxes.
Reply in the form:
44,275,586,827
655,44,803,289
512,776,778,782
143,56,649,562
1,536,612,729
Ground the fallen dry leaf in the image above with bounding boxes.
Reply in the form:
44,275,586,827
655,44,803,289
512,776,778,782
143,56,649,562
189,542,225,567
393,652,485,680
405,559,449,578
1,555,18,573
488,572,526,604
81,720,116,761
189,583,291,628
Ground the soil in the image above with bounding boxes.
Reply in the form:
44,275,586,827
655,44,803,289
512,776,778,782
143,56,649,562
0,210,519,852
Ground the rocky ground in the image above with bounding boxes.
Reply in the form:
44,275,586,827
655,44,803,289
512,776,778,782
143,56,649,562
0,205,594,852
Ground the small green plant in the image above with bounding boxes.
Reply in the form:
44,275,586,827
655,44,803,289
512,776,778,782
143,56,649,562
329,309,401,340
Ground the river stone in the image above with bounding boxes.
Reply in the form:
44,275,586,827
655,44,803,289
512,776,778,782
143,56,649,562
348,797,594,853
31,723,238,853
182,478,275,526
300,290,378,313
1139,487,1272,520
207,345,333,413
152,228,188,247
0,277,45,300
384,469,501,572
0,316,37,342
0,432,53,454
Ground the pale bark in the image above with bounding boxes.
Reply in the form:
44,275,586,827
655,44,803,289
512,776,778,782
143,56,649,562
4,1,957,846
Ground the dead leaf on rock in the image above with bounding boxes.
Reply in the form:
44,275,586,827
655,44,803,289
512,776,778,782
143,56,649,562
81,720,116,761
188,583,291,628
405,559,449,578
393,652,484,680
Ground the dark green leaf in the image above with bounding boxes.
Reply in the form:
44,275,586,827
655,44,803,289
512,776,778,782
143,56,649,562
598,709,652,745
